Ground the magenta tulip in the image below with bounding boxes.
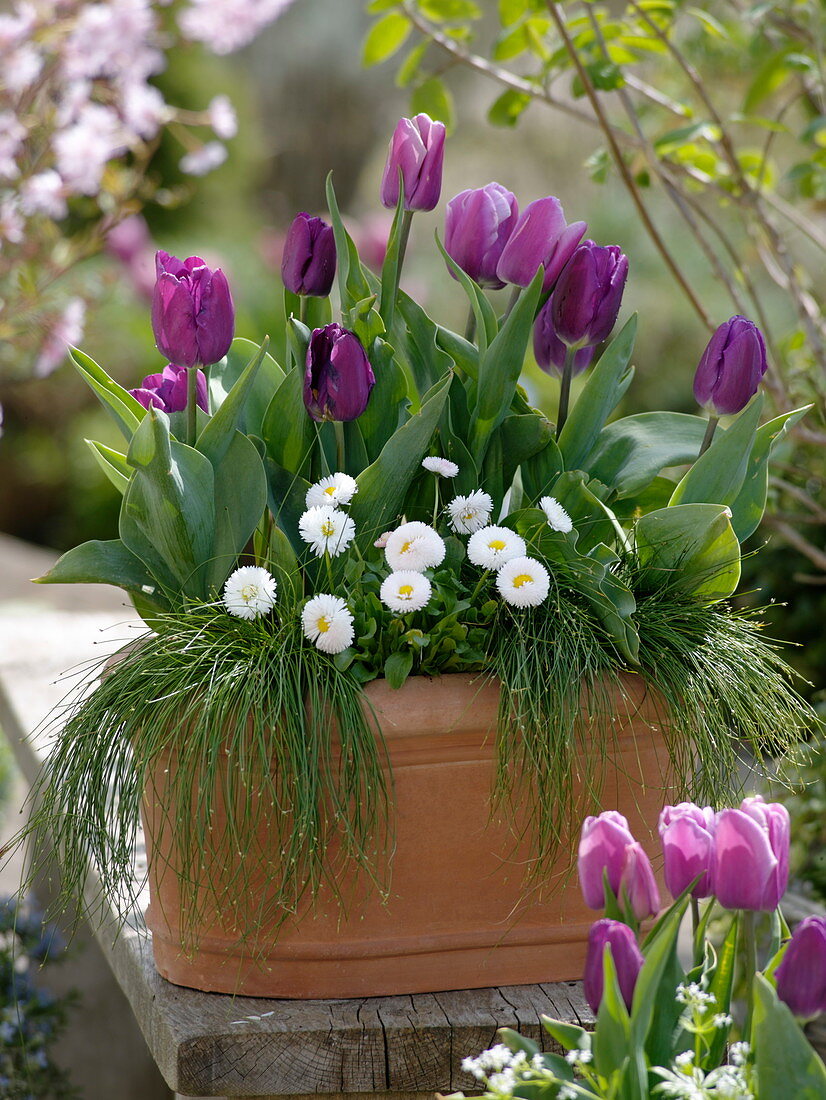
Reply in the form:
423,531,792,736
551,240,628,348
533,297,596,376
659,803,716,899
583,919,644,1013
130,364,208,414
380,114,445,212
776,917,826,1019
496,196,586,291
713,796,789,911
444,183,518,288
693,315,768,416
303,323,375,423
621,841,661,921
281,212,336,297
578,811,636,910
151,251,234,368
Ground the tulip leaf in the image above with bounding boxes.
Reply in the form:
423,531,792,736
397,290,458,396
70,347,147,443
434,324,480,381
435,232,498,356
540,1016,591,1053
199,338,272,467
669,393,764,508
499,413,555,497
262,364,315,479
753,973,826,1098
358,338,411,462
379,178,406,332
469,266,544,465
520,436,564,505
351,373,451,544
261,521,302,608
582,411,709,498
85,439,131,495
556,315,637,471
208,336,283,438
704,912,739,1068
264,458,312,557
121,409,215,600
630,898,688,1067
593,948,631,1080
634,503,741,602
205,430,268,592
549,470,623,555
728,404,810,541
33,538,168,608
325,172,374,316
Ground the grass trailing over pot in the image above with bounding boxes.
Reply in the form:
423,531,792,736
22,608,390,944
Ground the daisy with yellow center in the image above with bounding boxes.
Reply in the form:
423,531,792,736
298,505,356,558
467,525,526,570
446,490,493,534
222,566,277,619
380,570,432,614
305,472,359,509
384,521,445,572
301,594,354,654
496,555,550,608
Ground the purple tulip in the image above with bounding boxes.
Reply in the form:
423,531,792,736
621,841,661,922
380,114,446,213
776,917,826,1020
713,796,790,911
583,919,644,1014
444,183,518,288
151,251,234,368
281,212,336,297
533,297,596,376
578,811,636,910
659,803,716,900
495,196,586,292
551,241,628,348
693,315,768,416
130,364,208,415
303,323,376,423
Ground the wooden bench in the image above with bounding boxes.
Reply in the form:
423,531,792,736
0,543,593,1100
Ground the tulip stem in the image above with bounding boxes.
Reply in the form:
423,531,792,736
396,210,414,289
698,416,719,457
556,345,577,439
741,909,758,1040
186,366,198,447
690,896,700,941
299,296,308,326
503,285,520,321
334,420,346,473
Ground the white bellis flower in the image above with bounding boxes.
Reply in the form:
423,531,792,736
298,505,356,558
447,490,493,534
305,472,358,509
384,521,445,572
223,566,277,619
496,556,550,608
380,571,432,614
467,525,526,570
301,594,354,654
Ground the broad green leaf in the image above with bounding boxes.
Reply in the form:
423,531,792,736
397,290,460,396
729,404,810,541
520,436,564,504
557,316,637,471
469,266,544,465
33,538,167,607
743,47,796,115
384,650,414,689
420,0,481,17
550,470,622,555
435,232,498,356
635,503,741,602
85,439,131,495
357,338,410,463
208,336,283,438
379,181,407,332
262,521,302,607
362,11,412,66
264,459,312,557
704,913,739,1068
199,338,271,468
70,347,146,442
593,949,631,1080
488,88,532,126
753,974,826,1097
121,410,215,600
326,173,374,316
410,76,455,131
499,413,555,495
206,430,268,592
630,898,688,1065
434,324,480,380
540,1016,590,1051
498,1028,540,1057
669,394,764,508
262,364,315,478
582,411,708,497
396,41,429,88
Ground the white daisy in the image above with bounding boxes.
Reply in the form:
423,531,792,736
467,525,526,570
223,566,277,620
422,455,459,478
447,490,493,534
380,570,432,614
305,472,358,509
301,594,354,654
539,495,573,533
496,556,550,608
298,505,356,558
384,521,446,572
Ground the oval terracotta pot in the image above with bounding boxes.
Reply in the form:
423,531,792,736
143,671,675,998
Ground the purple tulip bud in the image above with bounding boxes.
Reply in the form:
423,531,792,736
533,297,596,376
281,212,337,297
380,114,446,213
444,183,519,288
659,803,716,899
621,841,661,921
713,796,790,911
578,811,636,910
551,240,629,348
693,316,768,416
303,323,376,423
583,919,644,1014
776,917,826,1020
130,364,208,415
495,196,586,292
151,251,234,368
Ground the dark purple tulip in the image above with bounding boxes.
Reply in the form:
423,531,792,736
578,811,636,910
551,240,628,348
713,796,789,911
303,323,376,423
776,917,826,1019
659,803,716,900
130,364,208,414
495,196,586,292
281,212,336,297
693,316,768,416
583,919,644,1014
151,251,234,368
444,183,518,288
533,297,595,376
380,114,446,213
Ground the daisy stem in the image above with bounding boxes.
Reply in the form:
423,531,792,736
469,571,490,607
432,478,441,526
698,416,719,457
186,365,198,447
334,420,346,473
555,345,578,440
324,550,335,592
315,422,331,477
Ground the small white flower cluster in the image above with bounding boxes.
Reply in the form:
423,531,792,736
461,1044,564,1098
675,982,717,1010
653,1055,754,1099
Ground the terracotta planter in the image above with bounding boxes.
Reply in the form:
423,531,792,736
143,671,675,998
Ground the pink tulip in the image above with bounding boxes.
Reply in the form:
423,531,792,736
713,796,789,911
659,803,716,899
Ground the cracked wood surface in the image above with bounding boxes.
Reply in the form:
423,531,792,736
0,601,595,1098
